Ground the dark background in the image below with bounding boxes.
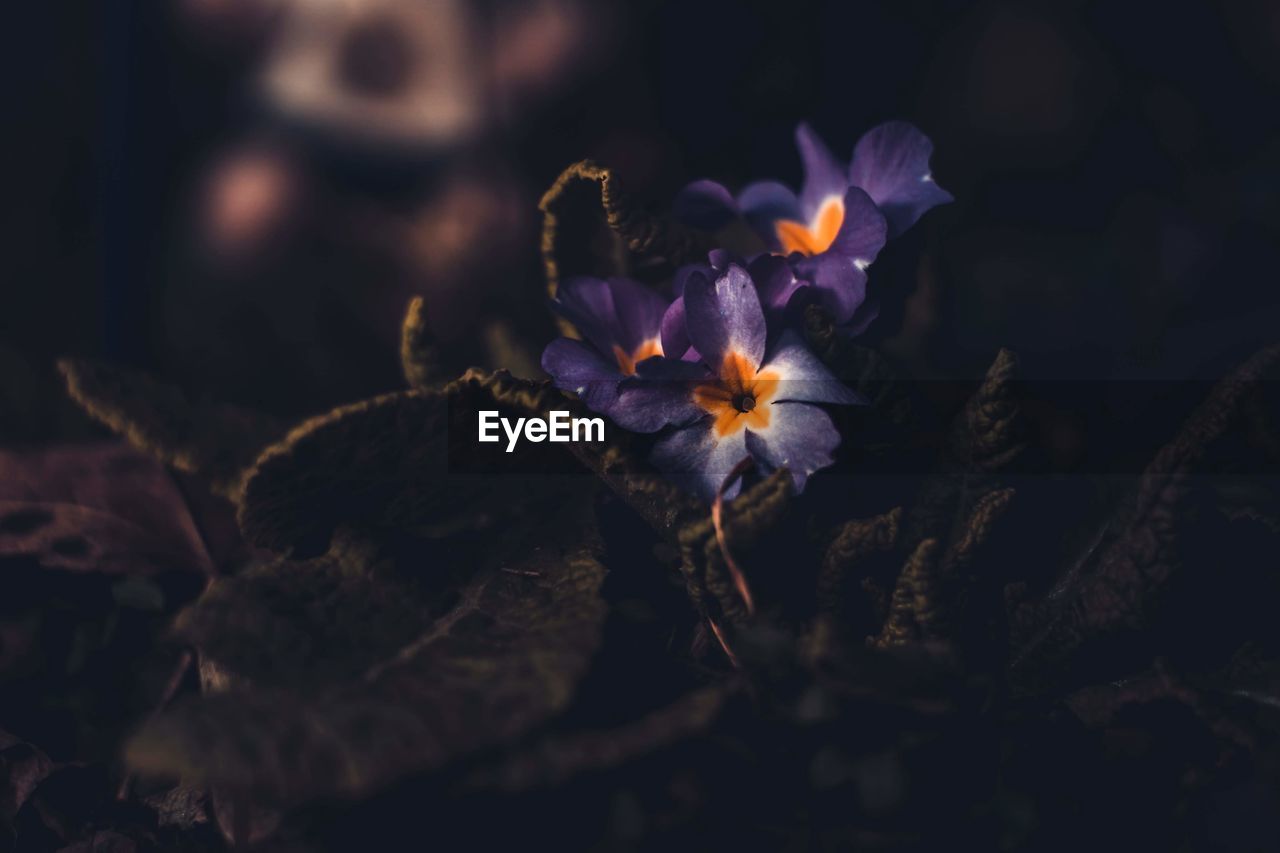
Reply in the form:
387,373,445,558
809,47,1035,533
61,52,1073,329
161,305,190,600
6,0,1279,432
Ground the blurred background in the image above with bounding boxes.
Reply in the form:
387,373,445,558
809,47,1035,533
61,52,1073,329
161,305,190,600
4,0,1280,431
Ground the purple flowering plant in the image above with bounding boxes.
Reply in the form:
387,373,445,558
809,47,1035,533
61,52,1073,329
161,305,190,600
542,121,951,501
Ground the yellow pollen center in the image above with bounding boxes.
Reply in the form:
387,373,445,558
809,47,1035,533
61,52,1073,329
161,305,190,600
694,351,779,437
612,338,663,376
774,197,844,256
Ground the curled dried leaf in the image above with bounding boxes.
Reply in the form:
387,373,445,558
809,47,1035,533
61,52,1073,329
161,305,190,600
819,508,903,616
904,349,1024,550
400,296,446,389
872,538,941,648
539,160,707,310
957,348,1023,471
941,487,1016,576
59,359,288,500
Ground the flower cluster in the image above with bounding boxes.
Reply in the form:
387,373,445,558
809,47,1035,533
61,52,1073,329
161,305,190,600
542,122,950,500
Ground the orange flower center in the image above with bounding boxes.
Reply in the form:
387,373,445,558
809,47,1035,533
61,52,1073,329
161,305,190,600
774,197,844,256
694,351,779,437
612,338,663,376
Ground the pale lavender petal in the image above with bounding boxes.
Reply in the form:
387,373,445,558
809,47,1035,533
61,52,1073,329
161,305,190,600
828,186,887,265
745,402,841,494
791,253,869,326
761,329,866,405
673,179,739,230
541,337,623,412
651,420,751,502
796,122,849,221
849,121,953,237
683,264,768,371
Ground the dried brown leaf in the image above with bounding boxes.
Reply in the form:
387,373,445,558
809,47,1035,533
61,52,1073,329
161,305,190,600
127,500,608,804
59,359,288,500
872,539,941,648
1011,343,1280,689
539,160,707,320
903,349,1024,550
0,729,54,821
678,470,794,625
399,296,446,389
465,684,732,792
0,444,214,576
237,371,584,555
819,508,903,616
941,487,1016,577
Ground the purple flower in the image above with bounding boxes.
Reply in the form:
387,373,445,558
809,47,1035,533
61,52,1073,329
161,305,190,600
665,251,809,353
611,264,864,501
674,121,952,327
541,276,671,413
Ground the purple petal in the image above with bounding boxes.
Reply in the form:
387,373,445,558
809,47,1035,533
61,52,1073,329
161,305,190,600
747,253,805,316
684,264,767,371
791,253,869,326
671,262,712,297
651,420,750,502
606,277,670,354
553,276,668,358
828,187,887,265
660,297,691,361
737,180,801,241
849,121,953,237
796,123,850,222
745,402,841,494
761,330,866,405
707,248,736,271
673,180,739,230
610,357,710,433
541,338,623,412
553,276,619,357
